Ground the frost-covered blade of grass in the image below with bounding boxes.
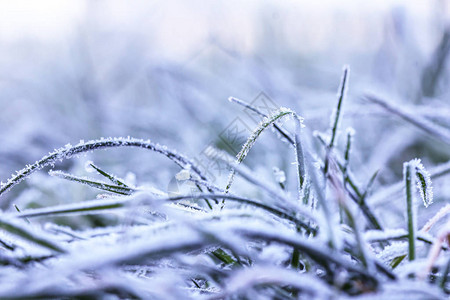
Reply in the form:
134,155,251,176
315,128,383,230
85,161,129,187
371,160,449,207
0,216,66,253
413,159,433,207
328,65,350,149
49,170,135,195
364,229,446,249
207,148,295,203
421,203,450,232
228,96,295,144
162,193,318,233
0,137,207,196
225,107,300,192
340,198,375,272
323,65,350,180
217,265,334,299
0,229,206,299
304,150,338,249
404,160,417,261
11,196,132,218
364,94,450,145
294,115,306,194
10,192,317,233
231,221,376,281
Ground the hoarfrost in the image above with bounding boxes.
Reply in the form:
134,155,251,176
272,167,286,184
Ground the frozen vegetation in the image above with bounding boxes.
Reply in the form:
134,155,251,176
0,1,449,299
0,65,448,298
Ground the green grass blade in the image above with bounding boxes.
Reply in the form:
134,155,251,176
329,65,350,149
0,217,66,253
404,161,416,261
0,137,208,197
11,197,129,218
86,161,129,187
294,115,306,193
228,96,295,144
49,170,135,195
225,108,297,193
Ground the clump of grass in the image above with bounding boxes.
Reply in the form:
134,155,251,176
0,67,448,299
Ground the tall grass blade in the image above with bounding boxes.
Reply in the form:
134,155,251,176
329,65,350,149
294,115,306,194
404,160,417,261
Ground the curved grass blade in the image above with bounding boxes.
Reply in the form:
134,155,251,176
228,96,295,144
225,108,300,193
0,137,208,197
237,224,376,282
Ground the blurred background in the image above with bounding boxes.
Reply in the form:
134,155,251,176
0,0,449,228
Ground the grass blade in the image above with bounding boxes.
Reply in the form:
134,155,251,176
225,108,299,192
0,137,208,197
49,170,135,195
404,160,417,261
0,217,66,253
364,94,450,145
86,161,129,187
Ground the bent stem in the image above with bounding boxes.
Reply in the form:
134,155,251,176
0,137,209,197
225,108,300,194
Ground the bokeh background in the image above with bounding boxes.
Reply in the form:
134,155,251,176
0,1,449,229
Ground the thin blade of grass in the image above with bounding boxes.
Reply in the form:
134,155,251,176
225,108,298,193
86,161,129,187
404,161,416,261
364,94,450,145
0,217,66,253
0,137,209,197
228,96,295,144
49,170,135,195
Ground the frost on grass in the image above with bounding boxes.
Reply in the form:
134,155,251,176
364,228,408,243
412,159,434,207
1,68,450,299
272,167,286,185
225,107,302,192
0,137,206,197
49,170,135,195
